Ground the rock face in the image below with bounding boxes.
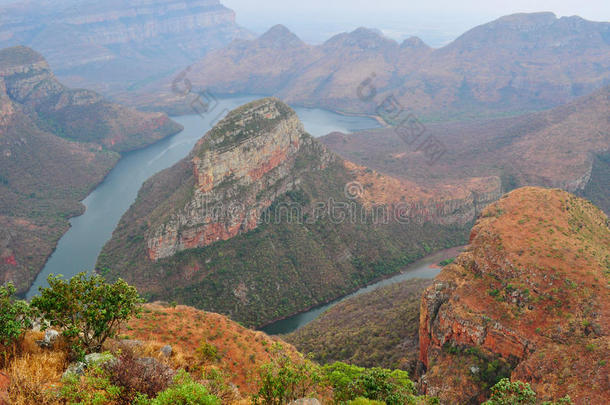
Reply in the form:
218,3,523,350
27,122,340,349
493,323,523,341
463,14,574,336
147,99,332,260
146,13,610,119
0,46,182,294
419,187,610,404
98,98,499,327
0,0,252,95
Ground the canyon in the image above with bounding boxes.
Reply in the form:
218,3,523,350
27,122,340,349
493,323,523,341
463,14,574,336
0,45,181,294
97,98,499,327
321,85,610,214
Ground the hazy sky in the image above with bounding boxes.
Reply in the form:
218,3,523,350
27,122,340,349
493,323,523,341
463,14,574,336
223,0,610,46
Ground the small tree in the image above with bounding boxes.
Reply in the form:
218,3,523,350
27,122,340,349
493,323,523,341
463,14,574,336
0,283,32,364
483,378,536,405
253,350,322,405
31,273,142,357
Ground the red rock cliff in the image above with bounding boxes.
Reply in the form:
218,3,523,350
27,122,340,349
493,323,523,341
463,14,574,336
419,187,609,404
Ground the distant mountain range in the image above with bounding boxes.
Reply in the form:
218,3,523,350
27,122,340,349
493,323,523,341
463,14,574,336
0,46,181,294
0,0,252,95
137,12,610,120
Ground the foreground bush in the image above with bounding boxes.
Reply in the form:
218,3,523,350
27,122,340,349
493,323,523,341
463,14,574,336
106,348,174,403
483,379,572,405
141,371,220,405
253,350,322,405
0,283,32,364
323,362,418,405
31,273,141,358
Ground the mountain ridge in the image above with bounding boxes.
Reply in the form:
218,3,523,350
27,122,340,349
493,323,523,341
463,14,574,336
131,12,610,119
0,0,253,96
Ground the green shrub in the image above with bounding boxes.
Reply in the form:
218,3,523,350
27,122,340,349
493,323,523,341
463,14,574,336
323,362,417,405
196,341,221,362
253,354,322,405
0,282,32,363
146,371,220,405
347,398,385,405
0,283,32,345
60,366,122,405
483,378,536,405
31,272,142,358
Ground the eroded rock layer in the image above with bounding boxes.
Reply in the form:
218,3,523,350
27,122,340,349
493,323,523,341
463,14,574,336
419,187,610,404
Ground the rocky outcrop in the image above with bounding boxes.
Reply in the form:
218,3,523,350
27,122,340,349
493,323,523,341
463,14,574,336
0,0,252,95
147,98,333,260
419,187,610,404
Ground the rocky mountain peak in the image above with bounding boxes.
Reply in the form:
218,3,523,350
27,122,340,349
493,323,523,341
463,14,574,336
258,24,306,48
400,36,429,49
494,11,558,28
198,97,299,151
0,46,46,74
323,27,398,51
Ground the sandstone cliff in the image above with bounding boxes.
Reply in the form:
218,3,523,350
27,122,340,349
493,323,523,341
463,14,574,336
147,99,333,261
419,187,609,404
98,98,502,327
0,46,181,294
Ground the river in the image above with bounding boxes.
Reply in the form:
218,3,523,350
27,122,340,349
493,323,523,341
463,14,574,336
260,247,461,335
25,96,380,298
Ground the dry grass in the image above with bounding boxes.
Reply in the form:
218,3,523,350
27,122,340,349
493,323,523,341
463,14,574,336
3,331,68,405
119,303,300,395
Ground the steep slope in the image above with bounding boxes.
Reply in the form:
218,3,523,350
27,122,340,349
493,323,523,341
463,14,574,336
97,98,501,327
0,0,252,96
419,187,609,404
286,278,433,375
0,46,181,294
120,302,299,396
321,85,610,213
142,13,610,119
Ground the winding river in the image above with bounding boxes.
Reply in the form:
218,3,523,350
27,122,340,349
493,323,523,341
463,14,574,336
260,247,460,335
25,96,381,298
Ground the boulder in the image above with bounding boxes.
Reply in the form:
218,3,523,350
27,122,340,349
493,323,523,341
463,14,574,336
62,352,115,379
289,399,321,405
36,328,59,348
84,352,115,366
62,361,86,379
160,344,172,357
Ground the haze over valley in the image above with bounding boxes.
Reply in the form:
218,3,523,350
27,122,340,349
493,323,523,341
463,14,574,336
0,1,608,404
